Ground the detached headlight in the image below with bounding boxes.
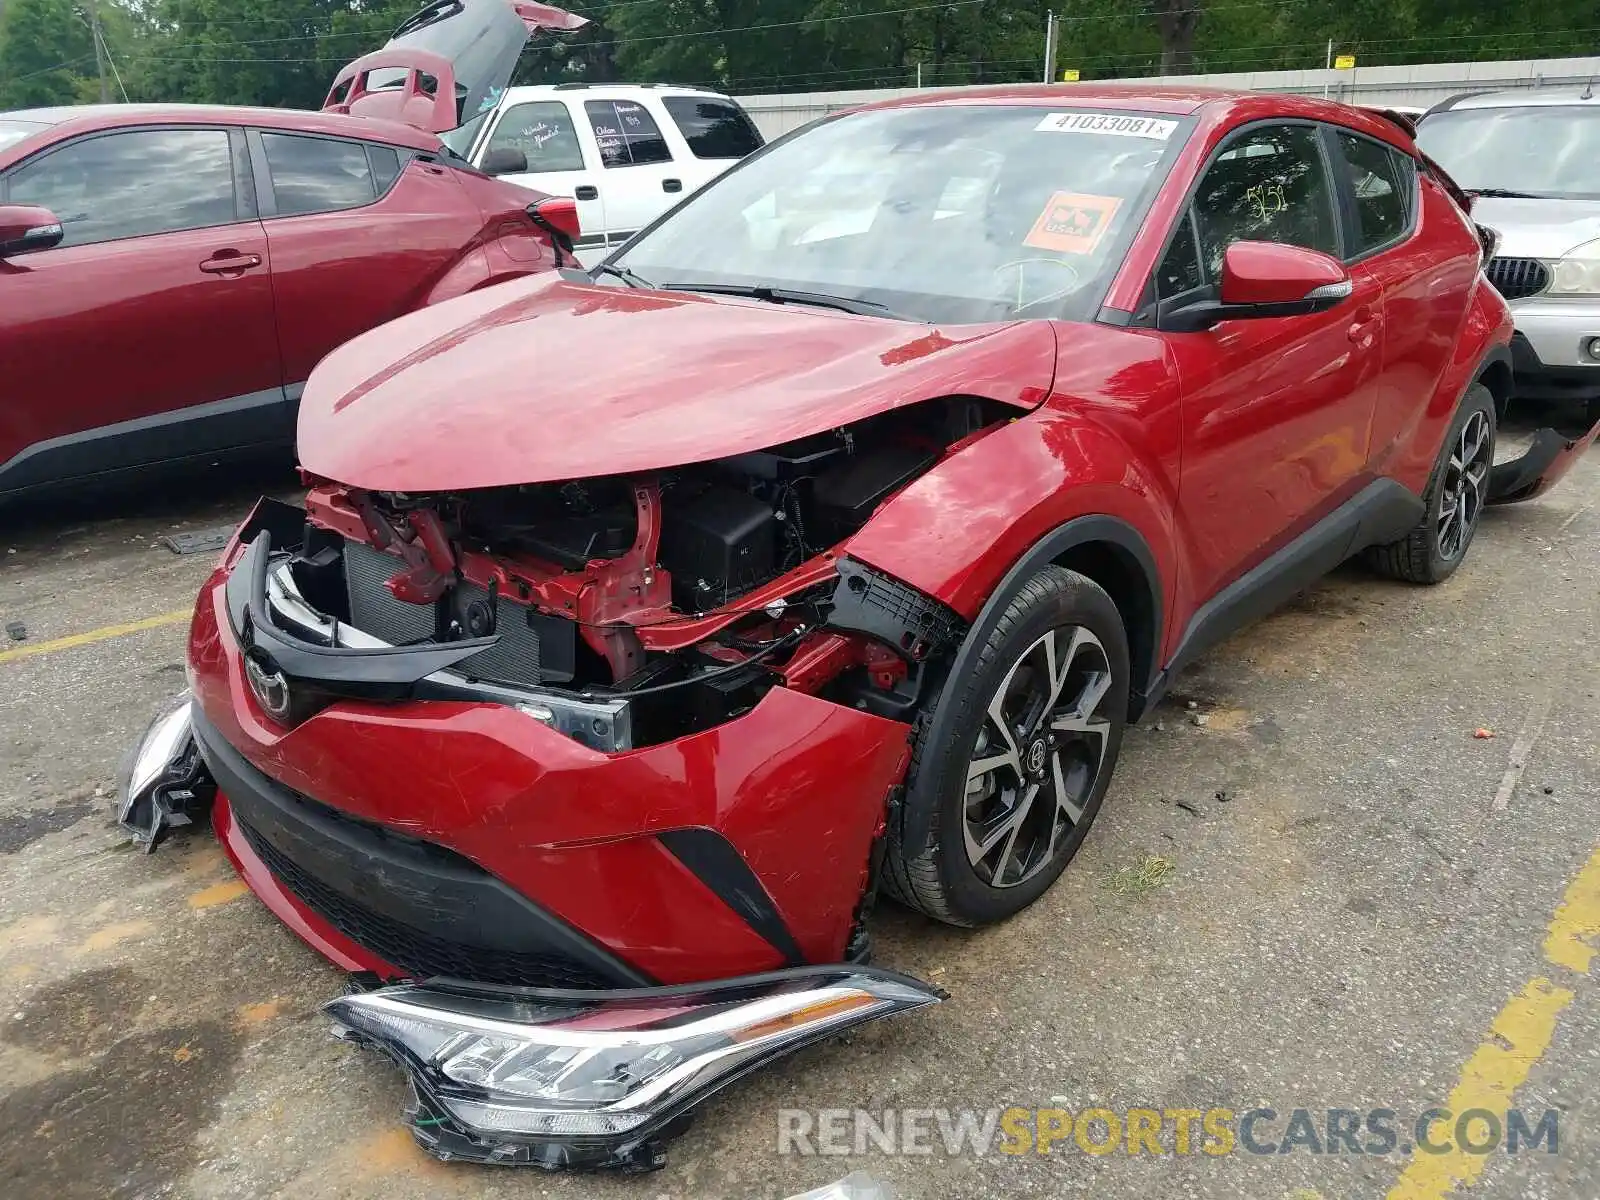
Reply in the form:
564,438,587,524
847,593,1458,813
325,966,944,1170
1548,237,1600,295
115,692,215,852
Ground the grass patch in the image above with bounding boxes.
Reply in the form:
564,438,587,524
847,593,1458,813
1105,854,1175,896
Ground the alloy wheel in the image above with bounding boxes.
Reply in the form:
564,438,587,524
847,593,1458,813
1439,410,1491,561
962,625,1114,889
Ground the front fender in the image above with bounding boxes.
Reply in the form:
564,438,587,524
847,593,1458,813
844,407,1179,628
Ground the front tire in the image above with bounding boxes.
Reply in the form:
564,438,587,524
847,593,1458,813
884,566,1129,927
1363,382,1496,585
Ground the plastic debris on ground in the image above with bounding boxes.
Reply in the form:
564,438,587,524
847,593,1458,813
159,525,237,555
783,1173,898,1200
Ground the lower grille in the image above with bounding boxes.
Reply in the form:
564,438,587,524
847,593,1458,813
235,815,613,988
1485,256,1549,301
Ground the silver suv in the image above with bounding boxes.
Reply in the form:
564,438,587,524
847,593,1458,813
1417,88,1600,420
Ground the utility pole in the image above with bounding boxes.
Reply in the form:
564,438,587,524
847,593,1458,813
87,0,111,103
1043,10,1059,84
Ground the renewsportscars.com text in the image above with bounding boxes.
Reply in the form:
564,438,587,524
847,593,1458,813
777,1106,1561,1158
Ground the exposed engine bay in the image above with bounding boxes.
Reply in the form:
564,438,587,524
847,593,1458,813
275,397,1003,747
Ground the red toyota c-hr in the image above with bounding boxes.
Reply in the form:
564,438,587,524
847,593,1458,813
0,0,584,498
122,85,1598,1170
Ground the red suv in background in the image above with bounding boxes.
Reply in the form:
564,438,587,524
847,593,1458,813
0,0,585,498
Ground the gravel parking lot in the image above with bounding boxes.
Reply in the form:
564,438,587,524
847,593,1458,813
1,430,1596,1200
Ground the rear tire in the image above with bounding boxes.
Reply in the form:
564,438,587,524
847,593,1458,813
1363,383,1496,585
883,566,1129,927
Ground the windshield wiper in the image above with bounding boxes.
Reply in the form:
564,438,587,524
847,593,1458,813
662,283,910,320
1469,188,1548,199
590,262,656,289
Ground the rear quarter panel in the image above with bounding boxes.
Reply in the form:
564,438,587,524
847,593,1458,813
1369,175,1513,494
265,158,494,384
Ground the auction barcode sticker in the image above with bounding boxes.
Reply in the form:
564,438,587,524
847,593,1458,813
1034,112,1179,140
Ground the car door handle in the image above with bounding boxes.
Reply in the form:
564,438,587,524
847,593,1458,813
575,185,599,201
662,178,682,193
1347,305,1379,344
199,252,263,275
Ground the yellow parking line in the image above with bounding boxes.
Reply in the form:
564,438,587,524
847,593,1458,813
1386,844,1600,1200
1545,848,1600,973
0,609,191,665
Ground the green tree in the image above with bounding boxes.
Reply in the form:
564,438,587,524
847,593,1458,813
0,0,96,109
26,0,1600,111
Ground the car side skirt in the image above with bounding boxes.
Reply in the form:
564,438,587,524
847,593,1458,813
0,384,304,497
1149,478,1423,706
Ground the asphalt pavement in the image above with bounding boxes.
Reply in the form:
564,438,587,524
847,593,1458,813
0,434,1595,1200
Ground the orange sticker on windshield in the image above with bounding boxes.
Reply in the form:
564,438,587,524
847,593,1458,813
1023,192,1123,255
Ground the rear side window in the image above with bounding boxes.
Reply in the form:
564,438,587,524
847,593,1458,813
262,133,376,217
5,128,237,247
661,97,764,160
366,144,403,194
1337,131,1415,255
484,101,586,172
585,99,672,168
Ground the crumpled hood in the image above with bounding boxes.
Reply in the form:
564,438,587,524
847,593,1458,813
296,275,1058,492
1475,196,1600,259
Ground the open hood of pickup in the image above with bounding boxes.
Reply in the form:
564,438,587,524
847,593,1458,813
323,0,589,135
296,275,1058,493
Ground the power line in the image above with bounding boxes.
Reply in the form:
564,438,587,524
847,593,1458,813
8,53,96,84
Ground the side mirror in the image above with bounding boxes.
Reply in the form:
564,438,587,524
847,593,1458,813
1163,241,1352,332
0,205,64,257
526,195,580,265
481,147,528,176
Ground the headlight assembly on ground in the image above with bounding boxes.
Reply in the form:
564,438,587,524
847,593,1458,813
323,966,945,1171
115,691,214,851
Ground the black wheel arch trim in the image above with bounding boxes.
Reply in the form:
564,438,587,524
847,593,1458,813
895,513,1162,855
1473,341,1514,404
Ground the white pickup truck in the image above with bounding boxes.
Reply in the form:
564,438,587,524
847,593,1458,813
453,84,764,256
324,0,765,258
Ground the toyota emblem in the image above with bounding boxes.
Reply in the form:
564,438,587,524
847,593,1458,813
1026,738,1048,776
244,654,292,723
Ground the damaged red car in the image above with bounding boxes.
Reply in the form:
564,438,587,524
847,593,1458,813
121,85,1599,1170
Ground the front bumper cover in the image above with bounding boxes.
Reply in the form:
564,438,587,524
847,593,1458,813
1507,303,1600,375
119,696,943,1170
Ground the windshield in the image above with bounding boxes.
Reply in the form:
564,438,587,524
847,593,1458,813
1417,106,1600,199
610,104,1190,324
0,119,49,154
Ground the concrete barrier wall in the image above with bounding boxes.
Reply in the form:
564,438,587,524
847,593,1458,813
734,56,1600,140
